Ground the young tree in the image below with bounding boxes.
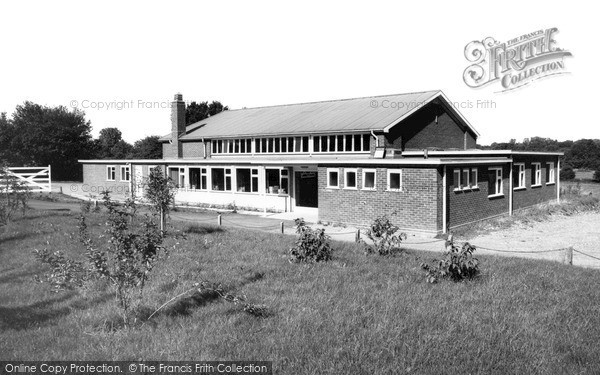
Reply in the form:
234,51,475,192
0,165,31,227
144,167,176,232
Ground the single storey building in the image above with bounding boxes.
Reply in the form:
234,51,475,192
80,91,561,234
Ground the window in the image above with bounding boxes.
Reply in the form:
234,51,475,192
344,168,357,189
106,166,116,181
470,168,478,189
362,169,376,190
387,169,402,191
211,168,231,191
514,163,526,189
168,167,186,188
266,168,289,194
236,168,259,193
327,168,339,189
546,162,555,184
532,163,541,186
453,169,461,190
488,167,503,197
462,169,470,188
120,166,130,182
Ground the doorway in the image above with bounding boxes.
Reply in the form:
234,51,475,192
295,171,318,208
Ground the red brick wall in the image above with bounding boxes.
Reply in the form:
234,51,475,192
82,163,131,197
385,101,478,151
447,164,510,229
317,166,441,232
512,155,558,211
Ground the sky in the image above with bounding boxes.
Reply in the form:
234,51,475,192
0,0,596,146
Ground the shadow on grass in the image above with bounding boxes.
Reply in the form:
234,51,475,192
184,224,225,235
0,232,34,247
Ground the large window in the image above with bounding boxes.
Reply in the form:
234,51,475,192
362,169,376,190
344,168,357,189
514,163,526,190
255,137,309,154
546,162,555,184
189,168,208,190
488,167,503,197
120,166,130,182
313,134,370,153
387,169,402,191
532,163,542,186
212,139,253,155
106,166,116,181
265,168,289,194
327,168,339,189
211,168,231,191
236,168,259,193
453,168,478,190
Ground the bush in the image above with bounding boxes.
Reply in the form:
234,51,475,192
0,166,30,227
421,240,480,283
560,165,576,180
289,218,333,263
362,215,407,255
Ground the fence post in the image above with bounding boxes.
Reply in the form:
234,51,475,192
217,214,222,226
563,246,573,265
280,222,284,234
355,229,360,243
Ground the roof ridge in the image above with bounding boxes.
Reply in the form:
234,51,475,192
225,90,441,112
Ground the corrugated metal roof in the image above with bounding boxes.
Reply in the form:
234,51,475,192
160,90,444,141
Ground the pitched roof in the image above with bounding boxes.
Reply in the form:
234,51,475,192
160,90,478,141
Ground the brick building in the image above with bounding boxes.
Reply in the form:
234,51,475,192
80,91,561,234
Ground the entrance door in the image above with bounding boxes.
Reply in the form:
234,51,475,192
295,171,318,208
133,165,144,197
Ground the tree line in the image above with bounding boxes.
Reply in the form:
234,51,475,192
0,100,226,181
480,137,600,181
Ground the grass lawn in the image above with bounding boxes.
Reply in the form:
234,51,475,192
1,209,600,374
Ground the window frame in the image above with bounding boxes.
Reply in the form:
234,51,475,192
106,165,116,181
387,169,403,192
532,162,542,187
362,168,377,190
326,168,340,189
343,168,358,190
514,163,526,190
488,167,503,197
546,162,555,185
453,169,461,191
470,168,479,190
120,165,131,182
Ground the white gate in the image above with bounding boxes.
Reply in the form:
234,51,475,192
1,166,52,192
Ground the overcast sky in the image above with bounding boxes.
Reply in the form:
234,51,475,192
0,0,595,145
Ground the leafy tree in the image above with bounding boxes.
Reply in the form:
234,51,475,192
185,100,228,125
566,139,600,170
5,102,93,181
96,127,134,159
132,136,162,159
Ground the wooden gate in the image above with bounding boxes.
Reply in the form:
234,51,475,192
1,166,52,192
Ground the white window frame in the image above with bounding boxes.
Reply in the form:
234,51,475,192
106,165,116,181
120,165,131,182
453,169,461,191
326,168,340,189
532,162,542,187
344,168,358,190
462,168,470,189
514,163,526,190
546,162,555,185
488,167,503,197
362,168,377,190
470,168,479,189
387,169,403,192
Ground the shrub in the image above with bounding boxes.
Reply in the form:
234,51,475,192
421,240,480,283
560,165,576,180
289,218,333,263
362,215,407,255
0,166,30,227
593,169,600,183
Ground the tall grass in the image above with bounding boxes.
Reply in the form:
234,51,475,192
1,209,600,374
